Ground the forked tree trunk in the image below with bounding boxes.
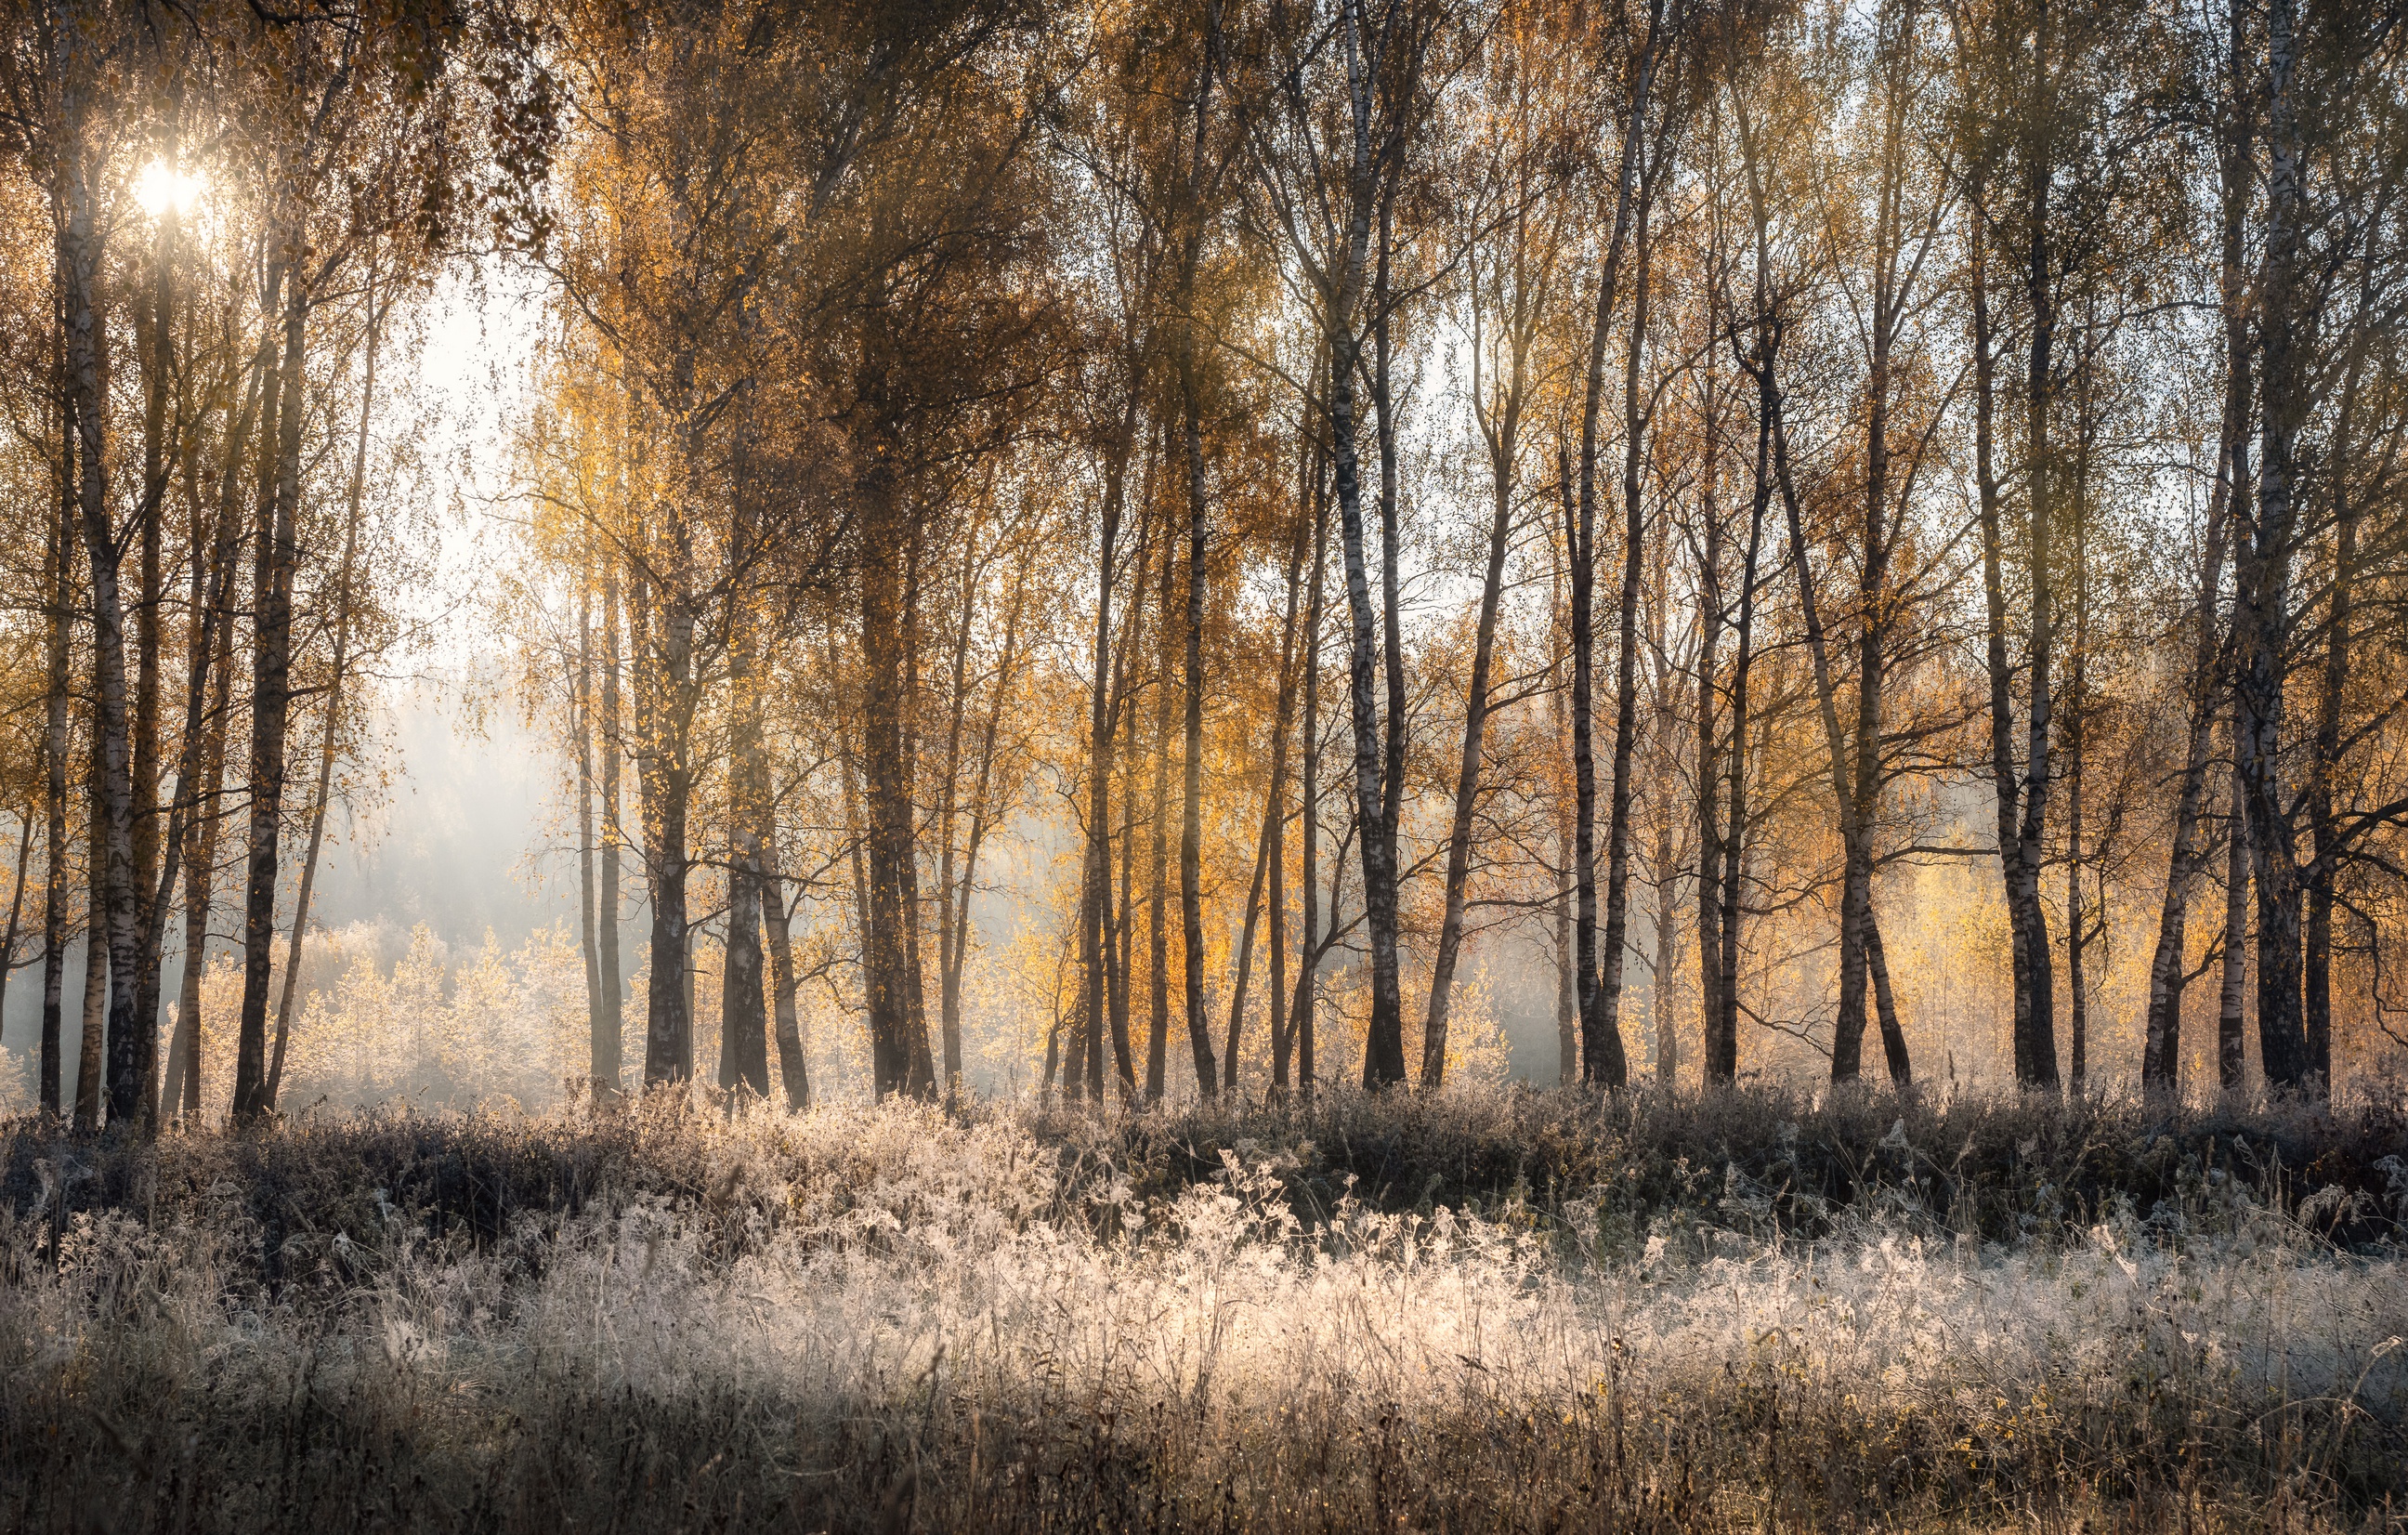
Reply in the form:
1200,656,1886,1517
854,348,936,1098
59,106,148,1130
2141,43,2251,1094
233,265,308,1123
1570,0,1661,1089
2235,0,2311,1090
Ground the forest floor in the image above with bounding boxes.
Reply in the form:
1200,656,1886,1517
2,1083,2404,1532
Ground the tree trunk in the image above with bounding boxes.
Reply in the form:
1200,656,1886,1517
719,799,768,1099
1650,816,1677,1084
1424,344,1522,1088
2295,150,2393,1098
1265,463,1298,1097
1146,510,1173,1104
1834,301,1891,1073
39,410,71,1117
578,581,601,1087
1223,801,1272,1095
1372,222,1410,977
856,359,936,1098
630,560,697,1090
2236,0,2310,1091
1865,920,1909,1081
2064,660,2087,1095
267,276,380,1109
2063,367,2100,1095
1597,171,1661,1089
164,623,230,1122
1969,205,2056,1092
1178,362,1220,1099
1716,441,1769,1084
597,563,624,1088
232,265,308,1123
937,512,986,1097
1228,528,1307,1094
2304,446,2358,1097
1570,0,1661,1089
2141,46,2252,1094
900,531,935,1094
59,114,148,1130
1693,417,1728,1085
127,176,175,1128
2013,63,2063,1091
2219,747,2250,1093
76,769,105,1131
1281,476,1327,1102
163,267,273,1122
0,814,31,1074
1109,489,1154,1099
1332,298,1408,1090
1712,115,1782,1082
720,618,770,1101
762,811,808,1110
945,553,1029,1097
1081,432,1128,1106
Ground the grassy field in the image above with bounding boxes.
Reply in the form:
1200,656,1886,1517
3,1085,2403,1532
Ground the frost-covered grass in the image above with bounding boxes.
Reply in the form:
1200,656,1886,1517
2,1088,2403,1531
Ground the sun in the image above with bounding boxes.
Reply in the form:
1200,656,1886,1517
132,159,205,219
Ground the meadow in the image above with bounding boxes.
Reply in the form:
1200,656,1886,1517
3,1085,2403,1533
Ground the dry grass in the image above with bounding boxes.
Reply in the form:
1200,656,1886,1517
2,1085,2403,1532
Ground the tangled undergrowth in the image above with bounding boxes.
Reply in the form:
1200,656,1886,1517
2,1084,2403,1532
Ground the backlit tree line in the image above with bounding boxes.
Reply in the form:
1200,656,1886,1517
6,0,2408,1127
